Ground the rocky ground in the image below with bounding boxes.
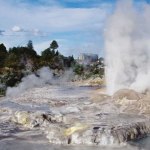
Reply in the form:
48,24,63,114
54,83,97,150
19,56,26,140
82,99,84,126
0,84,150,149
72,77,105,87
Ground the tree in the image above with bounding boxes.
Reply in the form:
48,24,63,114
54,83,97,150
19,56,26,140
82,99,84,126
41,48,52,60
0,43,8,67
7,46,37,70
50,40,58,51
0,43,7,52
74,64,84,75
55,50,59,56
27,40,34,50
5,53,19,68
40,48,53,66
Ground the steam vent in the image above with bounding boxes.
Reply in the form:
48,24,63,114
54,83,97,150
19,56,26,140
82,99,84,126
1,85,150,147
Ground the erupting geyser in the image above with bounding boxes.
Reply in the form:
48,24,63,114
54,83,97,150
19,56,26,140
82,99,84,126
105,0,150,95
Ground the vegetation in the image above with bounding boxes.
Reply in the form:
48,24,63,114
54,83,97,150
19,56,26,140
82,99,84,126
0,44,8,68
73,58,104,79
0,40,104,96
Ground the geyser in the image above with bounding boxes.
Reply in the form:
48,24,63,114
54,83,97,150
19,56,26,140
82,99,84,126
105,0,150,95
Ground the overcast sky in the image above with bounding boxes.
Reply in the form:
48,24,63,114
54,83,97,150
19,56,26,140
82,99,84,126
0,0,149,57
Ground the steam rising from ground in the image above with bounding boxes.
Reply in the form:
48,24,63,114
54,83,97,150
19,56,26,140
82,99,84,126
105,0,150,95
6,67,74,97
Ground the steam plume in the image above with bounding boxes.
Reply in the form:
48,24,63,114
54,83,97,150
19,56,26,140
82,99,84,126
6,67,53,97
6,67,74,97
105,0,150,94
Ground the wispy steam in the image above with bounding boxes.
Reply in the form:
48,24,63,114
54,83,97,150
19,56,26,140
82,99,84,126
105,0,150,94
6,67,53,97
6,67,75,97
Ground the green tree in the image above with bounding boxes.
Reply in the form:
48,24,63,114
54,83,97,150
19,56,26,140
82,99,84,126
63,55,75,68
0,43,8,67
55,50,59,56
41,48,52,60
5,53,19,68
50,40,58,51
74,64,84,75
27,40,33,50
8,46,38,70
40,48,53,66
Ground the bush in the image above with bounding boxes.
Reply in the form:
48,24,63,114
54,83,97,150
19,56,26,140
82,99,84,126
74,64,84,75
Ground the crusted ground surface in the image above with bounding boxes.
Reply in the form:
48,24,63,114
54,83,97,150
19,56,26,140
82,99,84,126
0,85,150,148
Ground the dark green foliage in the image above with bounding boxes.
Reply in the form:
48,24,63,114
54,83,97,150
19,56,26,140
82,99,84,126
0,43,7,52
0,71,23,87
50,40,59,51
9,46,37,58
41,42,75,70
0,88,5,96
89,64,104,78
5,72,23,87
0,43,8,67
74,64,84,75
63,55,75,68
73,57,104,79
41,48,63,69
5,53,20,68
51,55,64,70
41,48,53,66
41,48,52,60
27,40,34,50
0,40,104,90
55,50,59,56
7,41,38,71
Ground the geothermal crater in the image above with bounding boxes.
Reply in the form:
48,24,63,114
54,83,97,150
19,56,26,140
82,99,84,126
0,84,150,149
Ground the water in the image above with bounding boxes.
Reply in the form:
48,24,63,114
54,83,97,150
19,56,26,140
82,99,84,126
136,136,150,149
0,137,149,150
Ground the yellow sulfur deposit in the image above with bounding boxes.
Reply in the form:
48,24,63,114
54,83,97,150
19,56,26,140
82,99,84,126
64,123,88,136
15,111,30,126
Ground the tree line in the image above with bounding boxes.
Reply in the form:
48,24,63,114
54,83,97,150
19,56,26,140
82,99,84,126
0,40,75,72
0,40,104,95
0,40,75,88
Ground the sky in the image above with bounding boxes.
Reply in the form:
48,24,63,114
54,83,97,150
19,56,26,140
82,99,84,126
0,0,149,58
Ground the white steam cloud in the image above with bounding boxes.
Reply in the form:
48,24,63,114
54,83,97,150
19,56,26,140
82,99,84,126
6,67,53,97
6,67,74,97
105,0,150,95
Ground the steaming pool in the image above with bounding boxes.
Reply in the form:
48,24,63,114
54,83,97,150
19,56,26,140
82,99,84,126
0,85,150,150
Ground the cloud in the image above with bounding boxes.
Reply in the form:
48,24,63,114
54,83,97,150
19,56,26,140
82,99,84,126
0,0,112,56
32,29,41,36
12,26,24,32
0,0,110,33
9,26,45,37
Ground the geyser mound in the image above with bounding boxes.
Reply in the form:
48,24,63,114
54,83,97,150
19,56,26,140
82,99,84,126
105,0,150,95
113,89,142,100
